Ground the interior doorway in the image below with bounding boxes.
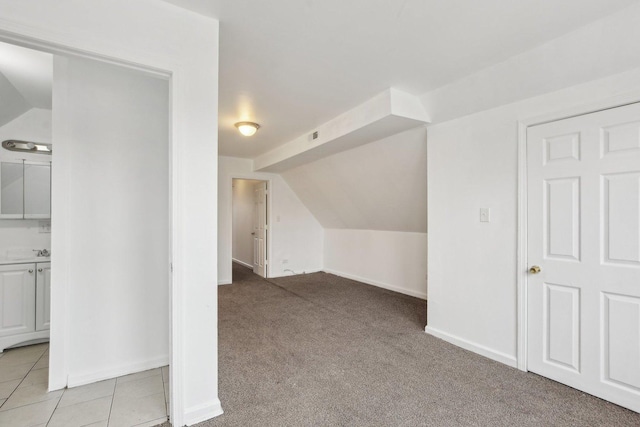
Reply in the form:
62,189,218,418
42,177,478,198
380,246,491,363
0,41,53,362
232,179,269,278
0,38,172,425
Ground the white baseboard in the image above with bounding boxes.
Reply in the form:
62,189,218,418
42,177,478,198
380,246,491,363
323,268,427,300
184,399,224,426
67,354,170,388
218,279,232,285
269,268,323,278
424,326,517,368
232,258,253,269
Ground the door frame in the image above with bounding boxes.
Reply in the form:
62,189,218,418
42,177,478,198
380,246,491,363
0,15,215,426
516,91,640,372
227,174,273,279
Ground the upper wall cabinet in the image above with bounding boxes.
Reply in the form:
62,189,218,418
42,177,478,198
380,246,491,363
0,162,24,218
0,161,51,219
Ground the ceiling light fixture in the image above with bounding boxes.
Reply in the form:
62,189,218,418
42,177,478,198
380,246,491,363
234,121,260,137
2,140,52,154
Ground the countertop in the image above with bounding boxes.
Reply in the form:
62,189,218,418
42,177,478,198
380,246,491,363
0,257,51,266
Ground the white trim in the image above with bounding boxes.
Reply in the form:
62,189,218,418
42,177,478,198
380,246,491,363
324,268,427,300
168,67,188,427
516,121,528,372
425,326,517,368
67,355,170,388
218,280,232,286
232,258,253,269
515,94,640,374
269,268,324,278
184,400,224,426
519,93,640,128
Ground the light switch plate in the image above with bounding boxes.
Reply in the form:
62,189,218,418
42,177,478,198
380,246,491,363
480,208,490,223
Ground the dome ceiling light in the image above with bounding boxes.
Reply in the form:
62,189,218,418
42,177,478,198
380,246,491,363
234,121,260,137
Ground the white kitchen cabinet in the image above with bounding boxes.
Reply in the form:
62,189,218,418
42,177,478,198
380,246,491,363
0,161,24,218
0,261,51,352
24,163,51,219
0,160,51,219
0,264,36,338
35,262,51,331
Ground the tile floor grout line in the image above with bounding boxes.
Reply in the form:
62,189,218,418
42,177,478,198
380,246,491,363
0,388,62,414
0,344,48,410
106,375,120,427
162,372,169,424
30,344,63,427
43,387,65,427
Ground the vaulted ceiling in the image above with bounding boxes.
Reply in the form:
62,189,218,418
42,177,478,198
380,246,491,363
161,0,637,158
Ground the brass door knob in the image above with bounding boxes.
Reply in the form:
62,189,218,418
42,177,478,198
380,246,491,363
529,265,541,274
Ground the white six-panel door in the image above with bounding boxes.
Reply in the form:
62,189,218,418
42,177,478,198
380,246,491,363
527,102,640,412
252,181,268,277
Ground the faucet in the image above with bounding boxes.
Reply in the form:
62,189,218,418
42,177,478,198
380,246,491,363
32,249,50,257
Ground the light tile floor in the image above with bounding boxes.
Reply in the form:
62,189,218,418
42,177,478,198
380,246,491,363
0,343,169,427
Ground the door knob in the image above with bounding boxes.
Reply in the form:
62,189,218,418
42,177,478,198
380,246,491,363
529,265,541,274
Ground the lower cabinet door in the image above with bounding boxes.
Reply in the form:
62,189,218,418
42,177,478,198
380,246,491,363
0,264,36,337
36,262,51,331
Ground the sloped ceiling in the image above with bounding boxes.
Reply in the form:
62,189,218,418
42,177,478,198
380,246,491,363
0,41,52,127
0,72,30,128
281,126,427,233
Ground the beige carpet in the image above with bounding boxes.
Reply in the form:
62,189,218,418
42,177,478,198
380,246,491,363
159,263,640,426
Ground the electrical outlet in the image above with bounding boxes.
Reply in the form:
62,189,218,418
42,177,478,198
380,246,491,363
480,208,491,223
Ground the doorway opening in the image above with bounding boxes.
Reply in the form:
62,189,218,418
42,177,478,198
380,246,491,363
0,40,53,368
0,39,172,425
232,179,269,279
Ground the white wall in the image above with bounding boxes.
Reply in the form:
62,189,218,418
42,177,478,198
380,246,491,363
0,108,52,252
425,66,640,367
54,56,170,384
0,220,49,252
219,156,324,283
232,179,261,267
324,229,427,299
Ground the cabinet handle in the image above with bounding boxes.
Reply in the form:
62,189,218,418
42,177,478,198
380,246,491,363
28,269,33,273
38,268,43,272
